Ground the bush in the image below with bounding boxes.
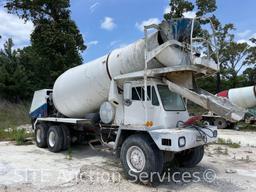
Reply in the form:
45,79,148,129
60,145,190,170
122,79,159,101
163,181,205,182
0,128,33,145
0,99,31,143
0,99,30,130
11,129,27,145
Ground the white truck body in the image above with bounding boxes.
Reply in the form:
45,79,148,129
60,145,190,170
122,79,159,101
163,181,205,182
29,18,247,182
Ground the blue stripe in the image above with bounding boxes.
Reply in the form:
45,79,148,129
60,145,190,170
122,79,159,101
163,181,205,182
30,103,48,118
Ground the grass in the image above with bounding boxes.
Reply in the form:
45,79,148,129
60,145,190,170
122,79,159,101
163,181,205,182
0,99,30,129
0,128,33,145
11,129,33,145
214,146,229,155
0,99,31,144
217,138,241,148
66,145,73,160
237,122,256,132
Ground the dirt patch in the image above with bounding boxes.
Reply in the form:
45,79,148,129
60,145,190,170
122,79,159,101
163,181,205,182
1,130,256,192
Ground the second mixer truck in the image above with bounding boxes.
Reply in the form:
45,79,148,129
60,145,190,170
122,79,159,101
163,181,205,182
203,85,256,129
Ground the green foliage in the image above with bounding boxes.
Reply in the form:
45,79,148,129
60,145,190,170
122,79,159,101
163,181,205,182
245,38,256,64
164,0,194,20
197,76,217,94
187,101,207,115
0,39,31,101
217,138,241,148
221,42,250,88
164,0,216,20
67,145,73,160
0,99,31,143
4,0,86,92
30,18,85,85
195,0,217,17
242,67,256,86
0,99,30,130
238,121,256,132
10,129,28,145
5,0,71,22
0,128,33,145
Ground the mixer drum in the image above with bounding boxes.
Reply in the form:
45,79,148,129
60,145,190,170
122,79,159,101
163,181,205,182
52,32,190,118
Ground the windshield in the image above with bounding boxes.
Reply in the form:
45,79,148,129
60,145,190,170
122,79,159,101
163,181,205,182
157,85,186,111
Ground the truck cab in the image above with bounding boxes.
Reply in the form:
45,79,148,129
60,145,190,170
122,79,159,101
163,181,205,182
119,79,189,128
101,77,218,153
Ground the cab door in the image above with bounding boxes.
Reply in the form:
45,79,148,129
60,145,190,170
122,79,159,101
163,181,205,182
124,86,145,125
124,85,162,126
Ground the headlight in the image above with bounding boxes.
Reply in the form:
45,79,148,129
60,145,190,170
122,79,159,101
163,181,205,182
178,136,186,147
213,130,218,137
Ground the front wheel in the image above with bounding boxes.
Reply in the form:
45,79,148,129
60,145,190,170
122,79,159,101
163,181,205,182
175,145,204,168
120,134,164,183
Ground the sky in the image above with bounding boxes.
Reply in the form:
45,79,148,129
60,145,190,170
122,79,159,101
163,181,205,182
0,0,256,63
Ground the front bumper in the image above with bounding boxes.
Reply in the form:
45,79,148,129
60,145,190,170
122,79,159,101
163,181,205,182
148,125,217,152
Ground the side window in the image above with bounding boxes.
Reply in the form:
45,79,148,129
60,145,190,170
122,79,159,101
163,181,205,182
152,87,159,106
132,87,142,100
132,86,151,101
147,86,151,100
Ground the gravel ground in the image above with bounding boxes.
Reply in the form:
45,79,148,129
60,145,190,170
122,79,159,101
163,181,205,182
0,130,256,192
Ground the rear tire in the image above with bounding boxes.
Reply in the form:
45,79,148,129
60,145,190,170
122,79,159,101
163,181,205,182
35,124,48,148
120,134,164,183
47,126,64,153
61,125,71,150
214,118,227,129
176,145,204,168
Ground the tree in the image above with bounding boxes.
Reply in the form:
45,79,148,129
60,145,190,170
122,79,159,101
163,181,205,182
5,0,86,87
0,38,31,101
164,0,194,20
214,22,235,91
242,38,256,86
245,38,256,64
195,0,217,17
242,67,256,86
221,41,250,88
18,46,46,90
164,0,217,20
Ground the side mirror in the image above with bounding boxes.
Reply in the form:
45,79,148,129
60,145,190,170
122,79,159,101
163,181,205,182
124,82,132,106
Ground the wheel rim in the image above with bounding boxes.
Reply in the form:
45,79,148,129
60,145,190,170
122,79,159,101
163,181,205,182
48,131,56,147
126,146,146,173
36,129,41,143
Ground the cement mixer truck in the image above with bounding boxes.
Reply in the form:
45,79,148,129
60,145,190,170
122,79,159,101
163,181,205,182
29,18,247,182
202,86,256,129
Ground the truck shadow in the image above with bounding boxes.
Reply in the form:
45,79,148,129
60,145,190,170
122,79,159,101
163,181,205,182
60,143,117,162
